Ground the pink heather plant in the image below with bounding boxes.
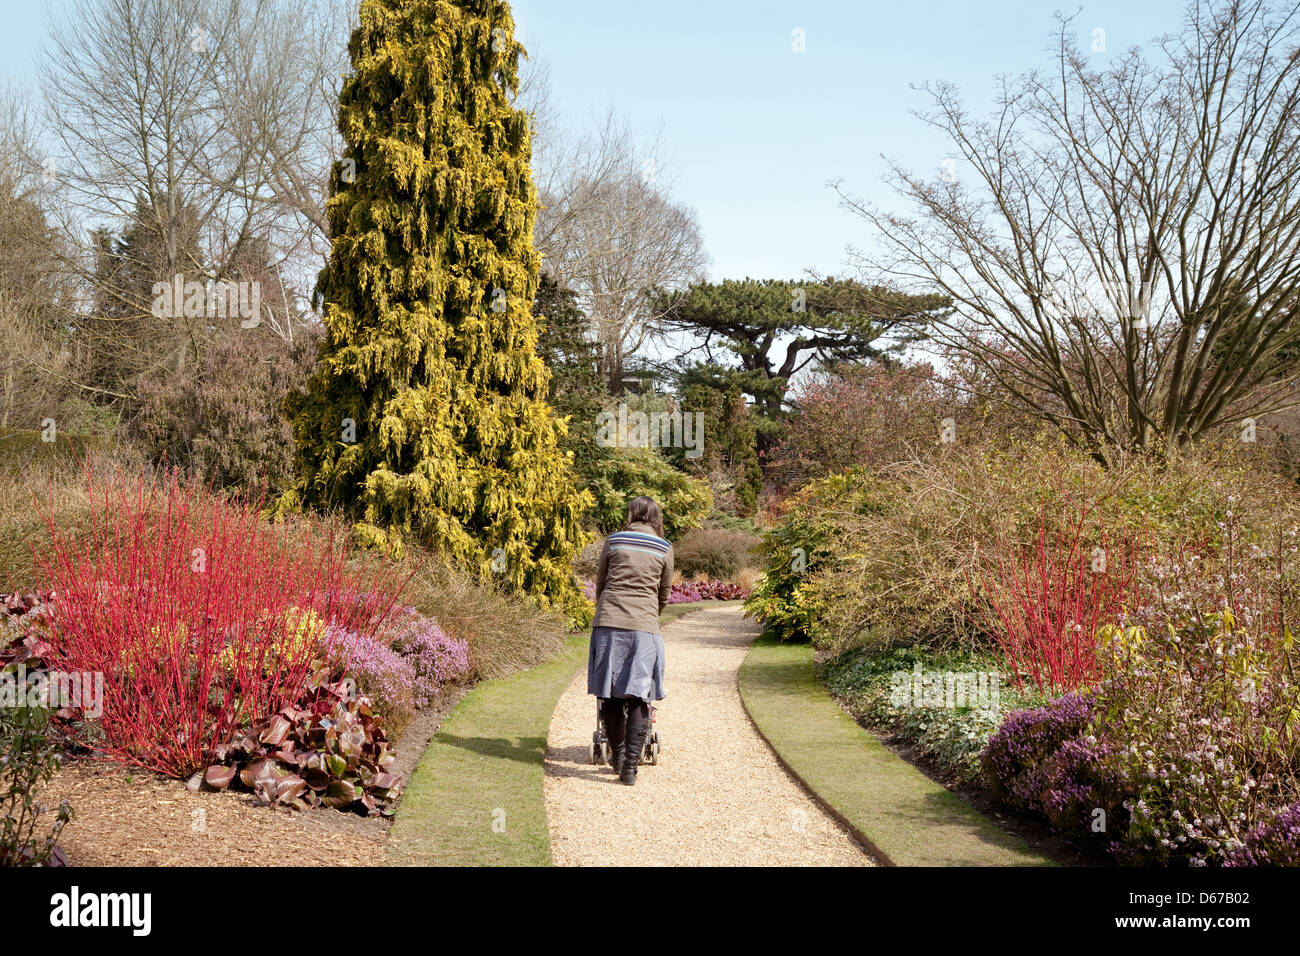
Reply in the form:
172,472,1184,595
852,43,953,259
1223,802,1300,867
668,583,703,604
667,581,749,604
327,624,417,722
582,580,749,608
382,606,471,707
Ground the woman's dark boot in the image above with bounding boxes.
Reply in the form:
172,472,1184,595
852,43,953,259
620,702,650,786
600,698,626,775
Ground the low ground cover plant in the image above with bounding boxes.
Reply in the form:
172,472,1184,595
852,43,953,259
198,673,403,816
381,606,472,707
318,603,474,738
581,577,748,606
325,627,419,739
1224,803,1300,866
823,644,1048,785
982,691,1124,855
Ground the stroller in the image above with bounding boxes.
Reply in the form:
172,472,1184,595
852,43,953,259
588,700,661,767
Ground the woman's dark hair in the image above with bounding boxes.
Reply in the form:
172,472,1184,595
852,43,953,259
626,495,664,538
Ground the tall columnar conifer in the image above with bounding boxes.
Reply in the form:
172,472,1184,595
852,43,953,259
281,0,590,614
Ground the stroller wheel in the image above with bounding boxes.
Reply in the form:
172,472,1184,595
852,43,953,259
587,741,599,764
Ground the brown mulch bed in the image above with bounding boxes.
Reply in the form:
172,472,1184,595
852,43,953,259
39,761,386,867
35,685,470,867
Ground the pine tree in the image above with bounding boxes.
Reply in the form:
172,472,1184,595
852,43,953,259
676,375,762,516
280,0,590,614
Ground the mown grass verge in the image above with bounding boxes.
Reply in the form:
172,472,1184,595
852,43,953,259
386,633,588,866
738,633,1051,867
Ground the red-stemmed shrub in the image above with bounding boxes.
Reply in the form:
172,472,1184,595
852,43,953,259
37,470,408,778
974,504,1138,693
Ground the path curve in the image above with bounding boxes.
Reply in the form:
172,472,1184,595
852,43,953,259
544,604,876,866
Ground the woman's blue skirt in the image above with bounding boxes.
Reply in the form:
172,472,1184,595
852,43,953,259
587,626,666,701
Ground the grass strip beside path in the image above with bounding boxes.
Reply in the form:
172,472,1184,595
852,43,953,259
739,634,1052,867
386,600,719,866
386,633,588,866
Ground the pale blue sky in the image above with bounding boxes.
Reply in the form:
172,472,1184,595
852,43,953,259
510,0,1190,280
1,0,1192,281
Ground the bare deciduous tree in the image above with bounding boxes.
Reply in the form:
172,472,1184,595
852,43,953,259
0,85,91,429
533,106,708,393
36,0,349,399
840,0,1300,457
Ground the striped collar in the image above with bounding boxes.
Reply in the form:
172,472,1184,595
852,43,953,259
623,521,668,543
608,523,670,553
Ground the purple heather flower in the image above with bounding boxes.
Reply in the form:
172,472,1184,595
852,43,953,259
378,607,472,707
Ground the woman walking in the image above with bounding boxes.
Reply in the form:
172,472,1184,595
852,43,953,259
588,495,673,785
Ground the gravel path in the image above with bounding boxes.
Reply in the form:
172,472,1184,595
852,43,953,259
544,604,876,866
